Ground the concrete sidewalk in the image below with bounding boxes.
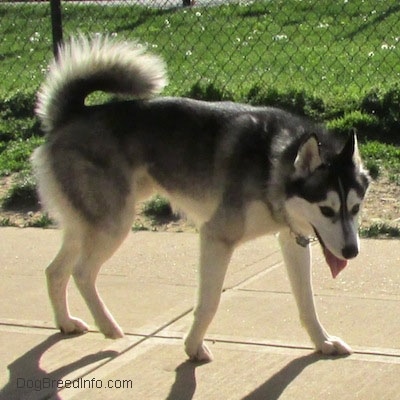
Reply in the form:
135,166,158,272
1,227,400,399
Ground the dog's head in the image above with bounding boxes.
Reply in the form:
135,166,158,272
284,131,370,278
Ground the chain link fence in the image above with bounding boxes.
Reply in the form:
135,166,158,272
1,1,400,107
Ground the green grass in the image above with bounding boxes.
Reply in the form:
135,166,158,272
360,223,400,238
142,195,173,219
359,141,400,180
26,213,53,228
2,1,400,97
0,136,43,176
1,171,38,210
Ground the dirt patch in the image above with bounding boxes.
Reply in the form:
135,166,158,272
360,171,400,229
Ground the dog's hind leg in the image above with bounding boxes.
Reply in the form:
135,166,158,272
184,226,234,362
278,229,352,355
72,221,134,339
46,228,89,334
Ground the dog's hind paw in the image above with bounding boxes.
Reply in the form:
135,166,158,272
319,336,352,355
185,341,214,363
59,317,89,335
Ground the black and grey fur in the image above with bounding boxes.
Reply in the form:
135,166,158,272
33,35,370,361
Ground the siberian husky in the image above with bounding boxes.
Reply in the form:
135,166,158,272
33,35,370,361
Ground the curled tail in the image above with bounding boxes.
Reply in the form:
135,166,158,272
35,34,168,133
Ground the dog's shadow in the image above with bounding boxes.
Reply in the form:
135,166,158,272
243,352,349,400
165,359,207,400
166,352,347,400
0,332,118,400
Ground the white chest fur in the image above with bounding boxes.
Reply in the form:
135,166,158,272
242,201,283,242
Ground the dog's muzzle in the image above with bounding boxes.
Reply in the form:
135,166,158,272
341,244,358,260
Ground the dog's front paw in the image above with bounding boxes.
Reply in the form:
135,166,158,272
184,340,214,362
102,325,124,339
59,317,89,335
318,336,352,355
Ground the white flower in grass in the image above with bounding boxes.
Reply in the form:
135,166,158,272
273,34,288,41
29,32,40,42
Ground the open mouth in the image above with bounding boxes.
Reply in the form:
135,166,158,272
313,228,348,279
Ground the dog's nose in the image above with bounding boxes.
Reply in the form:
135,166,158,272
342,245,358,259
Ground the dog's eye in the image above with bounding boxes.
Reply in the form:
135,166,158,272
351,204,360,216
319,206,335,218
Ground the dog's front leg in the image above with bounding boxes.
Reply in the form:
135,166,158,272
184,227,234,362
278,229,352,355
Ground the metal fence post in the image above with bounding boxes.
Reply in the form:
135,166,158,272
50,0,63,59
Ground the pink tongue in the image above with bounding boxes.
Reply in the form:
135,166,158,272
323,247,348,279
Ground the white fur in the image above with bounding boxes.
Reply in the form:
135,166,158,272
294,136,322,177
278,230,352,355
36,35,167,133
285,189,362,260
242,200,283,241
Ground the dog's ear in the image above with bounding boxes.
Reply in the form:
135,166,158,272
294,134,322,177
340,129,355,160
339,129,362,169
